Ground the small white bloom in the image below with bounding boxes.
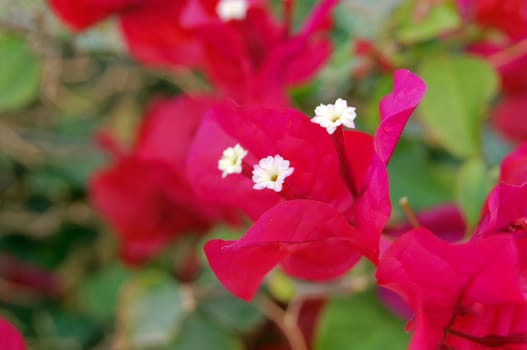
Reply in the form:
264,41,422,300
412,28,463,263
216,0,248,21
252,155,294,192
218,144,248,178
312,98,357,134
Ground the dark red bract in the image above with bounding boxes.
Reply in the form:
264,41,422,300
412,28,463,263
90,95,237,265
457,0,527,38
49,0,338,106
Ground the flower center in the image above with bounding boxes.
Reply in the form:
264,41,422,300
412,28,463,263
312,98,357,135
252,155,295,192
216,0,248,21
218,144,248,178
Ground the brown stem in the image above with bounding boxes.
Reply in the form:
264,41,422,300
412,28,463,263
400,197,420,228
255,295,308,350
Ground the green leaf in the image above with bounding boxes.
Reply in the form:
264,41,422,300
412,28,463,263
388,140,455,214
79,263,131,321
199,289,264,332
315,290,409,350
397,3,461,44
455,158,494,229
0,34,41,111
120,271,186,349
418,55,498,158
34,307,100,349
171,313,244,350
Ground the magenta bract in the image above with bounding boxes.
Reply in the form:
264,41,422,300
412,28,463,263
377,228,527,350
191,69,426,300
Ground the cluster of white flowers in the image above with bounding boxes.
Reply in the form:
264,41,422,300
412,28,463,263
218,145,294,193
218,99,356,192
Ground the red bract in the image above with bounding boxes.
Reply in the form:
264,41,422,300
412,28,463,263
500,141,527,185
90,96,237,265
49,0,208,67
457,0,527,38
196,0,339,105
206,200,363,300
463,42,527,142
473,144,527,279
0,318,25,350
468,41,527,142
474,183,527,239
189,69,426,300
491,91,527,142
49,0,337,106
377,228,527,350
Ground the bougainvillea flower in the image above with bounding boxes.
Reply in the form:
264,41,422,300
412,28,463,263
50,0,338,106
467,40,527,142
474,182,527,239
491,91,527,143
90,95,237,265
500,141,527,185
194,0,339,105
206,200,364,300
456,0,527,38
0,318,25,350
377,227,527,350
189,69,426,299
49,0,211,67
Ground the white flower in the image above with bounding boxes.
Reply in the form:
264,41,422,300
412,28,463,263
252,155,294,192
312,98,357,134
216,0,248,21
218,144,248,178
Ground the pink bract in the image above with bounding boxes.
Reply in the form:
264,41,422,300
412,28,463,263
192,69,426,300
457,0,527,39
90,95,237,265
0,318,25,350
500,141,527,185
49,0,209,67
377,228,527,350
49,0,338,106
205,200,362,300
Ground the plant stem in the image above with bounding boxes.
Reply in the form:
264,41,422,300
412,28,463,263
255,295,308,350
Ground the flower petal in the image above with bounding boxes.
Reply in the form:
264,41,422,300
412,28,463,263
0,318,25,350
375,69,427,164
205,200,361,300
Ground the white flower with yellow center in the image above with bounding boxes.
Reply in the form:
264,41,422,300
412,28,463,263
216,0,248,21
312,98,357,134
252,155,294,192
218,144,248,178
